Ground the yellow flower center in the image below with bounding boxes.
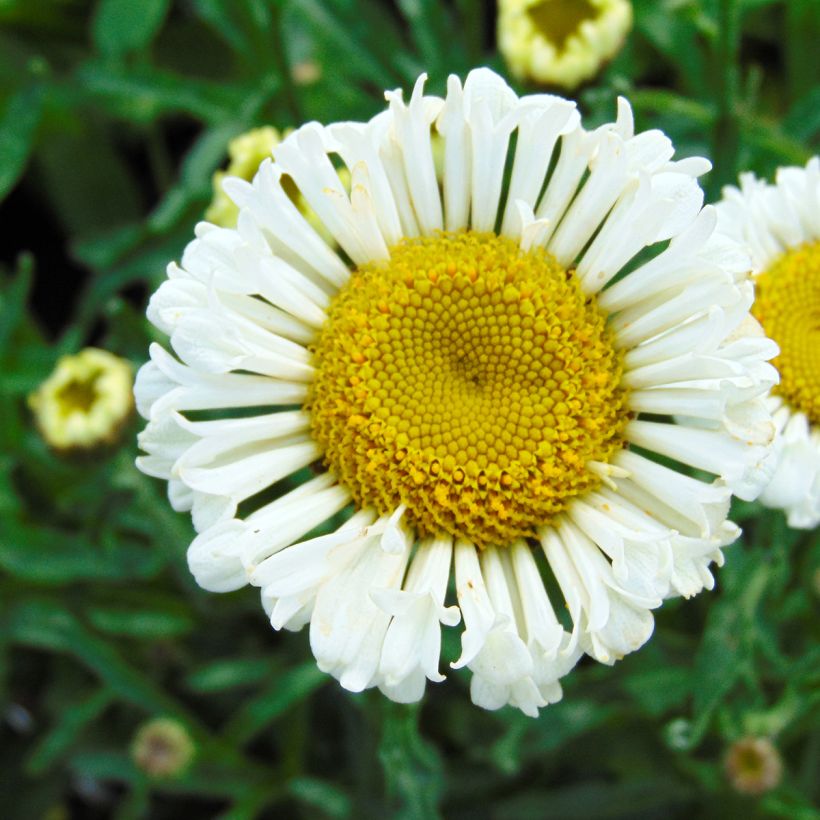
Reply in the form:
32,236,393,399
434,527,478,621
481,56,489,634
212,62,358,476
527,0,598,51
55,370,102,415
308,232,629,547
752,241,820,425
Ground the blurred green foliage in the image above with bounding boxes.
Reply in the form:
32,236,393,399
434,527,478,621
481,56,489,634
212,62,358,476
0,0,819,817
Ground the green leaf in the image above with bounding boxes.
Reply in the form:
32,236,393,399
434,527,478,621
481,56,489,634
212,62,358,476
185,657,275,694
295,0,400,89
29,119,144,236
84,598,195,639
92,0,171,57
0,519,165,584
223,662,327,743
493,777,693,820
71,223,146,272
689,597,744,745
0,252,33,358
5,598,197,723
0,84,44,202
396,0,463,78
378,702,443,820
522,697,620,757
76,61,235,124
287,776,351,819
147,121,246,235
71,750,274,800
784,87,820,143
623,666,694,717
26,689,114,775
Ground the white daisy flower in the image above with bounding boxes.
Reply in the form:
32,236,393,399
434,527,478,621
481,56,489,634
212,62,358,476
715,158,820,529
135,68,777,716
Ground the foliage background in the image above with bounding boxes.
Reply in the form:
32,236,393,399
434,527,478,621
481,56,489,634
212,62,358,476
1,0,819,817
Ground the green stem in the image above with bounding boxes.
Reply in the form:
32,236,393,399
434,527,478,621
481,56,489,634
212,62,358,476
146,124,174,194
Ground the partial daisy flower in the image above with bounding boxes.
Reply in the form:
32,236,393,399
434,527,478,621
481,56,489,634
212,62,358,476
498,0,632,90
30,347,133,453
715,159,820,529
136,68,776,716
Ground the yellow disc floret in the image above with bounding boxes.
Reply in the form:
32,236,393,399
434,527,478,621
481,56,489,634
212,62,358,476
308,232,629,547
752,241,820,425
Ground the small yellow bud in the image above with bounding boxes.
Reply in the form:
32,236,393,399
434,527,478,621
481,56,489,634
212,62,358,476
291,60,322,86
498,0,633,90
724,736,783,796
131,717,195,779
28,348,133,453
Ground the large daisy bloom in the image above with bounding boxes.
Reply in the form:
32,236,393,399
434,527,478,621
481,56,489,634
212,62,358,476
135,68,777,716
498,0,632,90
715,159,820,529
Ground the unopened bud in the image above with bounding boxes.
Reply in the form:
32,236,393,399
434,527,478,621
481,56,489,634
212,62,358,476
131,717,195,779
724,736,783,796
498,0,633,90
29,348,133,453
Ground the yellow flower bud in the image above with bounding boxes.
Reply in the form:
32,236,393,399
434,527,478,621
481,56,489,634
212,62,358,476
131,717,195,779
28,348,133,453
498,0,633,90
